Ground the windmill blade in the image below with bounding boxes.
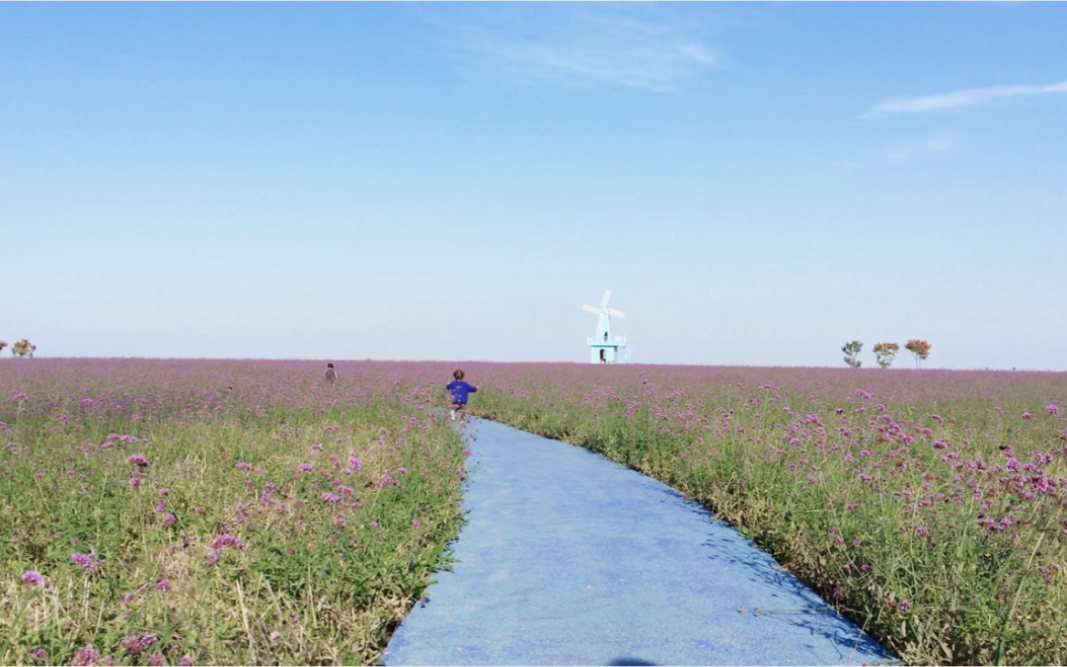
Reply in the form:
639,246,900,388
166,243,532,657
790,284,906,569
608,308,625,319
600,290,612,308
582,304,601,315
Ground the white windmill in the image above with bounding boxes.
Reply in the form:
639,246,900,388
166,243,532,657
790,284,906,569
583,289,629,364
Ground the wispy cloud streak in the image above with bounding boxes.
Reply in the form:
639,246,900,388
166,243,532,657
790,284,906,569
428,6,719,92
868,79,1067,116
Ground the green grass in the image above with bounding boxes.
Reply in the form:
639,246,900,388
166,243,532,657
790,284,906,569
7,359,1066,665
468,365,1067,665
1,361,467,665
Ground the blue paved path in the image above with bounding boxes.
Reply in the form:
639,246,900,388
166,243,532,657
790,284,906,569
383,419,894,666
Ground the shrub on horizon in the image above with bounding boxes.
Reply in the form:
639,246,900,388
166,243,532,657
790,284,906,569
873,342,900,369
842,341,863,368
905,339,931,367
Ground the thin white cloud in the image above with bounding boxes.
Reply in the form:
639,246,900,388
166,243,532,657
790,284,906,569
428,5,720,92
868,79,1067,116
885,138,952,163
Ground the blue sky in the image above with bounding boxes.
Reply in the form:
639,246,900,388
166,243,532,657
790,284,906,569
2,3,1065,369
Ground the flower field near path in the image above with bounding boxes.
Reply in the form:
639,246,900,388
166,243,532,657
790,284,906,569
461,363,1067,666
5,360,1066,666
1,359,469,666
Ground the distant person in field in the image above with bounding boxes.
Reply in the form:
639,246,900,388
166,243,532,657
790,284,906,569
446,369,477,420
324,363,337,385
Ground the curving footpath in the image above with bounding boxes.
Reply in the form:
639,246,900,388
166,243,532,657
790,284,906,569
383,419,895,666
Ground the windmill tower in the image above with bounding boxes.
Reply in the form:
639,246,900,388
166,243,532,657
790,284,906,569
583,290,628,364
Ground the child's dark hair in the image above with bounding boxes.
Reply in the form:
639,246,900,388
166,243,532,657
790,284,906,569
327,363,334,368
453,369,464,380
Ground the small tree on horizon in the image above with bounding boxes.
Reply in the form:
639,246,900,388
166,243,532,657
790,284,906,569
0,340,6,355
873,342,900,369
842,341,863,368
11,339,34,358
905,339,931,368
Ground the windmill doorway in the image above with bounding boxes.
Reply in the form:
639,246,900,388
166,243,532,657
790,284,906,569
599,350,606,363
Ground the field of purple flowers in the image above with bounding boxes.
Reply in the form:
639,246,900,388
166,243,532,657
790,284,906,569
6,359,1066,665
463,363,1067,666
1,360,468,666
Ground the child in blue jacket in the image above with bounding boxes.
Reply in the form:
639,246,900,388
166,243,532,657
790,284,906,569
446,369,477,420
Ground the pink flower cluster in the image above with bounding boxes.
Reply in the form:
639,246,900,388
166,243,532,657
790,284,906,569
72,646,99,666
100,433,144,448
121,634,158,656
71,550,105,571
126,454,150,467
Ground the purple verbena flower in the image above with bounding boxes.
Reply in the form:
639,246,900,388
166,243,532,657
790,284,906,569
121,636,143,655
71,551,104,570
209,531,245,551
21,570,43,585
126,454,150,467
73,645,99,666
